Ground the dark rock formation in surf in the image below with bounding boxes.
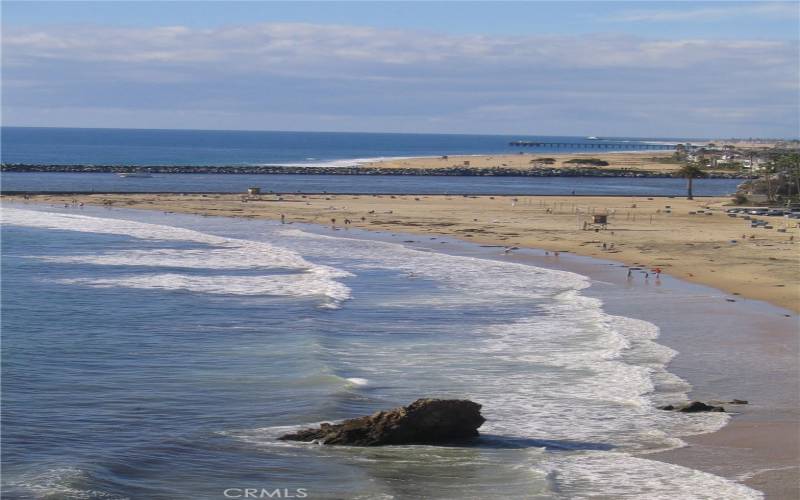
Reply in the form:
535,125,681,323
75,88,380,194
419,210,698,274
658,401,725,413
279,398,485,446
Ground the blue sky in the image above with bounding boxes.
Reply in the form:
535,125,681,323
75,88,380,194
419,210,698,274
4,1,800,39
3,1,799,137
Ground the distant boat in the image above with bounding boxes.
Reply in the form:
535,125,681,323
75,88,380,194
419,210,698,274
117,172,153,178
586,136,600,140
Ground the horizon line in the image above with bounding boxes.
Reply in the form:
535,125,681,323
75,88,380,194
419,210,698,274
5,125,795,142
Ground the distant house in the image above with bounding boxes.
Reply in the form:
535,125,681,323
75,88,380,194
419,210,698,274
742,158,765,171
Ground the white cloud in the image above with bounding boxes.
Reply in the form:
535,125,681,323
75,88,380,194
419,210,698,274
4,23,795,72
2,22,798,136
607,2,799,23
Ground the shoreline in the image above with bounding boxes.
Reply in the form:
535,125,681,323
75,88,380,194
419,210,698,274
309,222,797,498
6,193,797,312
504,249,798,499
5,201,796,498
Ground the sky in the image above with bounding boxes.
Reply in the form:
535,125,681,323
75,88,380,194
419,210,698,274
2,1,799,137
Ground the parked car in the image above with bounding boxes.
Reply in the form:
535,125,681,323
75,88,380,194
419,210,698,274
748,209,768,215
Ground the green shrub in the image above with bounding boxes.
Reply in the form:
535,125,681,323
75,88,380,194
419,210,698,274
564,158,610,166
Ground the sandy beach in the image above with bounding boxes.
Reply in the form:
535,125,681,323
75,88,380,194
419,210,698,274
363,140,787,174
10,193,798,312
367,151,719,173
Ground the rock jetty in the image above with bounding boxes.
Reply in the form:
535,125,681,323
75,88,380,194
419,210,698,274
0,163,748,179
279,398,486,446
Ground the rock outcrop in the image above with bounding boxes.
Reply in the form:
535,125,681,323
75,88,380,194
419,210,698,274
658,401,725,413
279,398,485,446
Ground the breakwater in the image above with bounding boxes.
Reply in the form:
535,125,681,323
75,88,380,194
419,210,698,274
0,164,748,179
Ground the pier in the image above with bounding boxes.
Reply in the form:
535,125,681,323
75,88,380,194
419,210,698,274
509,141,674,150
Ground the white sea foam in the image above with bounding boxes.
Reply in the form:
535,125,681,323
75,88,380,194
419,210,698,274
547,452,762,499
273,227,731,446
3,466,127,500
1,208,352,307
255,155,437,169
256,226,753,497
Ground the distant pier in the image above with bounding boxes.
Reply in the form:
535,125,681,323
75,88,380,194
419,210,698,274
509,141,674,150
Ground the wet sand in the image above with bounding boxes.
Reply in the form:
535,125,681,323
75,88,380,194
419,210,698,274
518,250,799,499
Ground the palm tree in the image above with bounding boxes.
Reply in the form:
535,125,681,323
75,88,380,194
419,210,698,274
677,162,707,200
762,161,775,202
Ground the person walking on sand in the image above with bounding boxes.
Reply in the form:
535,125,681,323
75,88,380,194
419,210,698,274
281,214,286,224
627,268,632,279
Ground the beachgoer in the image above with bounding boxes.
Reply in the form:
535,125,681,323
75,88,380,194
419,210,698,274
655,267,661,278
602,243,607,250
280,214,286,224
627,268,632,279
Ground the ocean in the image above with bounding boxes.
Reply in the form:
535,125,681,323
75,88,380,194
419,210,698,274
1,127,683,167
1,204,761,499
1,127,741,197
0,172,741,196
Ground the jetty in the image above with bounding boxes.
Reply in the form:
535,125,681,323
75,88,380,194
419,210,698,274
0,163,746,179
509,141,674,150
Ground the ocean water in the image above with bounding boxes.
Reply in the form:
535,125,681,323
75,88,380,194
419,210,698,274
1,127,681,167
1,127,735,197
1,205,760,500
0,172,742,196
